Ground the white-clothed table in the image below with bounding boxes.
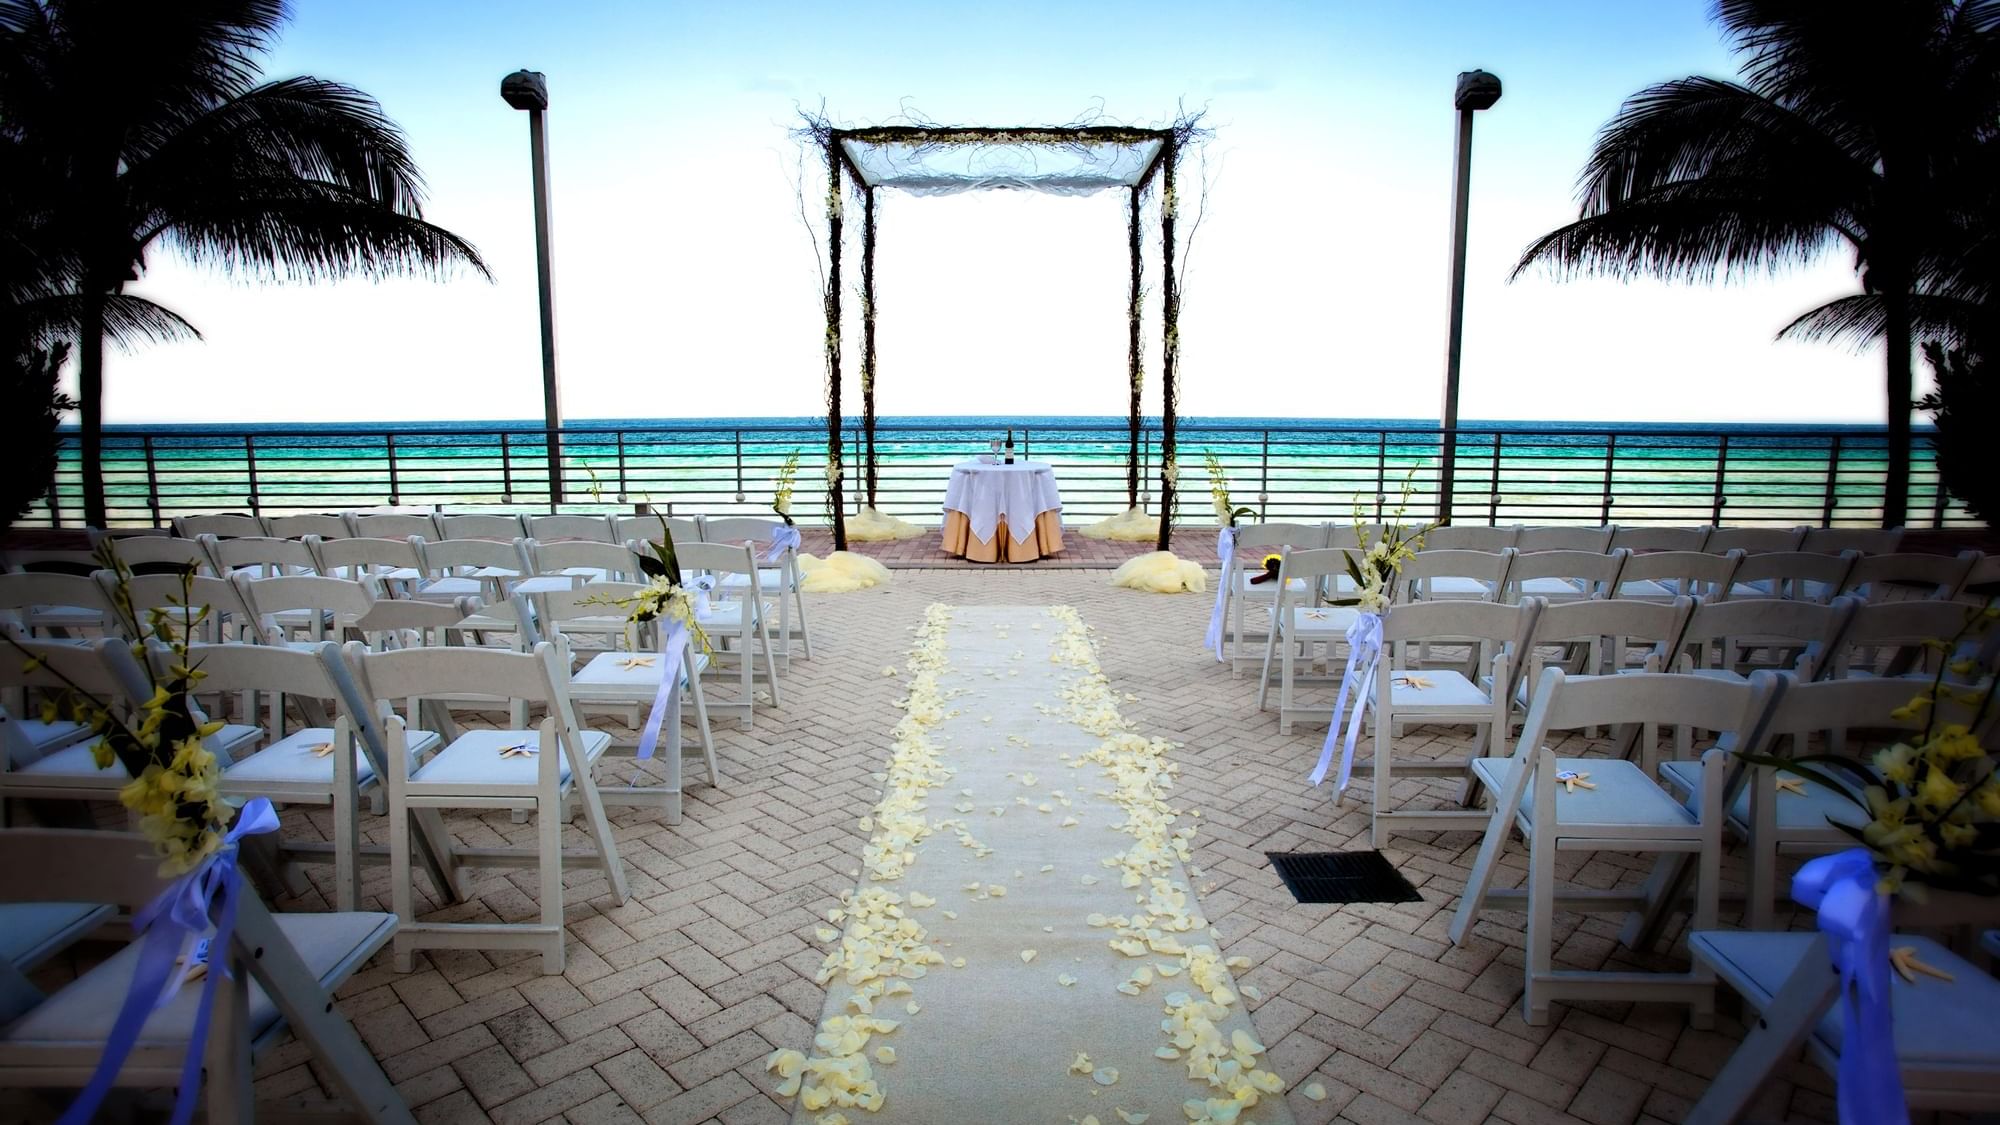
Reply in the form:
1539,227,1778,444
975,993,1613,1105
941,460,1064,563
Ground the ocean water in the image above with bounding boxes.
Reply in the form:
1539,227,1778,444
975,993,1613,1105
35,415,1965,529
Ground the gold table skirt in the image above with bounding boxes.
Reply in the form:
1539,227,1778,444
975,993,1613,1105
941,509,1065,563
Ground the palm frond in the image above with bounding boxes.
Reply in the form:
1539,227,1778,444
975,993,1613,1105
1515,177,1844,283
156,176,487,282
1780,292,1994,349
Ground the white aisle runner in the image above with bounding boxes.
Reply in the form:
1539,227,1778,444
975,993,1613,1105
775,605,1296,1125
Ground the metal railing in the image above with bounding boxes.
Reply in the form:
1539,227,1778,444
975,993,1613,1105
22,420,1974,530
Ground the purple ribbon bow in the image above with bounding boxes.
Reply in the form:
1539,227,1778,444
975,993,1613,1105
61,797,279,1125
1793,848,1907,1125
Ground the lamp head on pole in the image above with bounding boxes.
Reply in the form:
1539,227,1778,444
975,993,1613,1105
500,70,548,111
1454,70,1502,112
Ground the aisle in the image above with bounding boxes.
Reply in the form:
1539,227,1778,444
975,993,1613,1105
776,604,1295,1125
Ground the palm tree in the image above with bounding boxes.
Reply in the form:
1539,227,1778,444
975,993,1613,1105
0,0,487,528
1515,0,2000,529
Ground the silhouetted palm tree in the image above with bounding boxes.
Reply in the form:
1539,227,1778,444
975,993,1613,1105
1516,0,2000,529
0,0,486,528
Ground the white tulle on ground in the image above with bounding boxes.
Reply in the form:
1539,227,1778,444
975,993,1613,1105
1111,551,1208,594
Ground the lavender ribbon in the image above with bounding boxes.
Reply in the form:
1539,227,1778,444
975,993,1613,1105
1204,527,1236,662
61,797,280,1125
1793,849,1906,1125
636,623,692,763
762,524,802,565
1309,611,1383,792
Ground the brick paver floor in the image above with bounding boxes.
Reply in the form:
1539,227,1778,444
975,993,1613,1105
239,569,1838,1125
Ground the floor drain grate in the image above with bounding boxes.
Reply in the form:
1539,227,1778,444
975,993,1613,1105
1266,850,1423,905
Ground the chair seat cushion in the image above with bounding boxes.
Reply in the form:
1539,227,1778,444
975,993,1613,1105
1617,579,1678,599
1660,759,1867,832
409,728,610,788
16,719,90,756
219,727,441,789
1518,577,1588,596
19,723,261,784
1424,576,1496,597
570,651,707,694
1471,756,1698,829
718,569,785,591
2,911,395,1055
417,576,483,598
697,599,770,628
0,903,113,970
1386,667,1491,710
1691,931,2000,1067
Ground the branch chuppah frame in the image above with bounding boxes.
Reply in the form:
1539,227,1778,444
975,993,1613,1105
801,115,1207,551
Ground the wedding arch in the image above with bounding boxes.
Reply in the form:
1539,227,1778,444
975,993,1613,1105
799,113,1208,550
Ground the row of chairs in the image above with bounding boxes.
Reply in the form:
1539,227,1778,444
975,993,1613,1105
158,508,701,546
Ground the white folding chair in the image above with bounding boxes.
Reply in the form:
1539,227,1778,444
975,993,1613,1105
1523,596,1693,686
1658,672,1964,931
1832,598,1986,680
170,641,445,912
1727,550,1857,602
674,541,781,729
1359,598,1543,847
527,514,617,543
527,585,718,817
200,534,322,580
435,512,528,540
95,534,216,576
265,513,352,540
1504,548,1629,604
704,515,814,663
1952,550,1998,605
233,573,380,648
0,638,259,817
1448,670,1777,1025
1400,547,1514,603
347,641,626,973
1615,548,1743,603
0,828,413,1124
170,512,267,539
1673,596,1857,682
523,538,644,587
411,536,529,606
109,571,258,646
0,572,116,640
305,536,425,593
1703,526,1806,554
1223,522,1327,675
1840,551,1975,603
1253,547,1360,732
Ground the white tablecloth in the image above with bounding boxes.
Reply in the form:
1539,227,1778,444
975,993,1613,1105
943,460,1063,544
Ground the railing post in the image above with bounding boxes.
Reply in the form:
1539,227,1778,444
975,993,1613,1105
1487,431,1501,525
1928,433,1948,529
1258,430,1269,510
1821,433,1841,527
1710,433,1730,525
1600,432,1616,525
385,433,400,506
500,431,514,505
243,434,261,516
1436,425,1453,524
614,430,628,502
143,434,161,527
1375,433,1388,520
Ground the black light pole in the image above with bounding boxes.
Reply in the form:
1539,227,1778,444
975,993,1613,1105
1437,69,1501,525
501,69,563,505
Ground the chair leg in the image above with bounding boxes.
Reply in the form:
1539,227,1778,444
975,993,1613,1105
1279,631,1296,735
1450,770,1521,946
388,793,416,973
756,605,782,706
1255,615,1279,711
1523,804,1558,1026
793,581,814,661
204,952,255,1125
573,768,630,904
1370,710,1391,845
684,650,720,789
1682,937,1837,1125
537,793,565,974
334,784,360,914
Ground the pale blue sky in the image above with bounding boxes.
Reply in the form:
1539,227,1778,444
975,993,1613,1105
102,0,1892,425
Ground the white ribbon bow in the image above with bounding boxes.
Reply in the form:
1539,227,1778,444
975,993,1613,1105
1203,527,1236,662
1310,611,1385,793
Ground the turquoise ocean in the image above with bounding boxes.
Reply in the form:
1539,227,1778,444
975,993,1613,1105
38,415,1964,529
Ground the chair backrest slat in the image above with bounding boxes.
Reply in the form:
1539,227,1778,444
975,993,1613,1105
1729,551,1856,601
171,513,266,540
1231,522,1327,552
1842,552,1975,601
1422,524,1521,552
201,534,321,577
347,511,440,540
95,534,214,575
266,513,352,541
1503,548,1628,601
1515,526,1614,553
1704,526,1807,554
528,540,643,582
1801,527,1904,555
306,536,423,579
417,537,531,575
613,515,701,547
1398,548,1514,598
527,514,616,543
1616,549,1742,599
436,513,529,541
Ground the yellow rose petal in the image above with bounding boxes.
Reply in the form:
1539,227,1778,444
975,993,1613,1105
816,927,838,942
1116,1111,1149,1124
1092,1066,1119,1086
874,1046,896,1064
1071,1052,1093,1074
1302,1081,1327,1101
1021,949,1037,963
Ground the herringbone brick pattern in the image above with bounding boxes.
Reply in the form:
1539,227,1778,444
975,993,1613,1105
247,570,1838,1125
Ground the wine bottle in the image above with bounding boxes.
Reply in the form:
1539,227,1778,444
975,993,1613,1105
1005,428,1015,464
